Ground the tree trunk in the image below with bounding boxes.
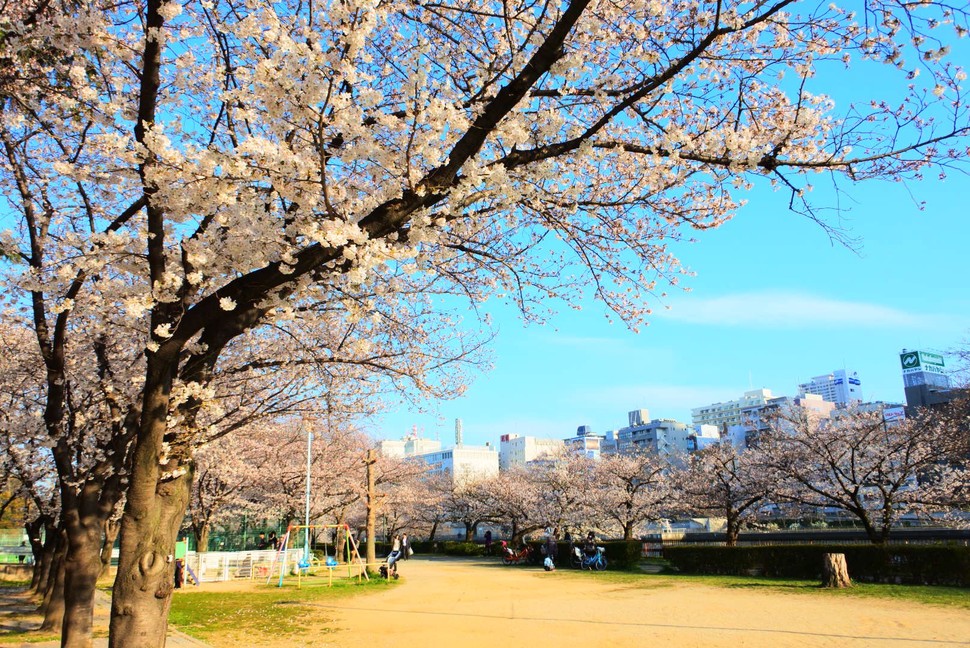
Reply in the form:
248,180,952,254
725,514,740,547
196,522,210,554
822,553,852,588
109,468,191,647
39,534,66,633
428,520,438,542
27,515,54,593
623,523,634,541
100,519,121,578
61,509,106,648
109,381,193,648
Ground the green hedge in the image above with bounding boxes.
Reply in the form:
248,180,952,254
663,544,970,587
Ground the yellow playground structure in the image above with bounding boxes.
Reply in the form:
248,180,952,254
264,523,369,587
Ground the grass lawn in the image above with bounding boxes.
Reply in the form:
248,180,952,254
556,567,970,610
168,574,395,643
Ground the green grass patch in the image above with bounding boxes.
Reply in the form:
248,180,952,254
570,568,970,610
168,576,393,642
0,629,62,644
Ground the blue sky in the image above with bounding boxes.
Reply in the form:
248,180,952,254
372,21,970,448
373,166,970,447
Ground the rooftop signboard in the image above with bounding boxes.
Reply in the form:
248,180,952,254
900,350,946,375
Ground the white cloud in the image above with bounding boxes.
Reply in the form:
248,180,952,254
657,291,959,330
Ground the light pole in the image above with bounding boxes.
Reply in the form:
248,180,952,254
304,422,313,563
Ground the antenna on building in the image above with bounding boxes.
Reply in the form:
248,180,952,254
455,418,463,447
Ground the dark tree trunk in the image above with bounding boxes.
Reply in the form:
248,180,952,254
38,528,66,633
61,507,106,648
725,514,741,547
27,515,54,593
428,520,438,542
622,523,634,541
196,522,211,554
100,519,121,578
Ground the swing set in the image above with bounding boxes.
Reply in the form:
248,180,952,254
265,523,369,588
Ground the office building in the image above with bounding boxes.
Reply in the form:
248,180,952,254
414,444,499,486
798,369,862,405
900,349,959,410
498,434,565,470
691,389,775,431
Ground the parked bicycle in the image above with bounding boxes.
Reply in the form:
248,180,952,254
570,543,607,570
501,540,533,565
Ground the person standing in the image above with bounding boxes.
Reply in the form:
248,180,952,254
484,529,492,556
401,533,411,560
174,559,185,589
386,534,402,575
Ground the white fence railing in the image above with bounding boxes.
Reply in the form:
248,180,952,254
182,549,279,583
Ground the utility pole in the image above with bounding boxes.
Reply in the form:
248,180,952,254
364,449,378,569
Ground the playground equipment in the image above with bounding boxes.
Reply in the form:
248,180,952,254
266,523,369,588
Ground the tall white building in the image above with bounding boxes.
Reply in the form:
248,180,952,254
691,389,775,431
378,429,442,458
498,434,565,471
798,369,862,405
414,444,499,485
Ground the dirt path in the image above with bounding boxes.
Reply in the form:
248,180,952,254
214,556,970,648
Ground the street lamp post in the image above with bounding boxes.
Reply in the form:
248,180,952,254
304,424,313,562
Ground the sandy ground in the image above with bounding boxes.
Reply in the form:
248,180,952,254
205,555,970,648
5,556,970,648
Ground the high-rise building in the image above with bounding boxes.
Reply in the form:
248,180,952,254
798,369,862,405
900,349,956,409
691,389,774,430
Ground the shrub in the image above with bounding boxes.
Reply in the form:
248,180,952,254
439,541,485,557
602,541,642,570
663,544,970,586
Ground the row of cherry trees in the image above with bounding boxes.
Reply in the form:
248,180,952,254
1,0,969,646
185,402,969,553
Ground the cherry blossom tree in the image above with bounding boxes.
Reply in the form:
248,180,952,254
1,0,969,645
401,471,452,542
532,453,597,537
0,310,135,640
763,406,962,544
435,478,500,542
474,467,545,544
674,441,775,545
589,450,671,541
